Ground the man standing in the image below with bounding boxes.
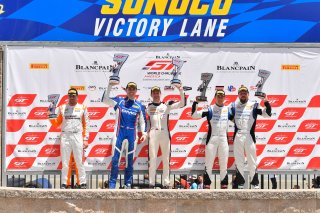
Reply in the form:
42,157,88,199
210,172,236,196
49,88,89,189
147,85,186,188
191,90,230,189
230,85,272,189
102,82,147,189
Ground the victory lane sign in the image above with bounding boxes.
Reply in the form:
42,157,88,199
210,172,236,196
94,0,232,38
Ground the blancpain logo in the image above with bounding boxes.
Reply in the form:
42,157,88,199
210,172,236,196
98,136,113,142
179,123,198,128
288,99,307,104
172,148,187,153
297,136,315,141
75,61,111,72
278,123,296,128
37,162,56,166
88,161,107,166
29,123,47,128
266,148,286,153
48,136,60,141
17,148,37,153
286,161,304,166
256,136,267,141
137,162,148,166
217,62,256,71
155,53,180,59
187,160,205,166
90,98,102,103
8,111,27,117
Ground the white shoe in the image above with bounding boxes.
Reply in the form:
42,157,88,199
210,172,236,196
238,184,244,189
251,184,260,189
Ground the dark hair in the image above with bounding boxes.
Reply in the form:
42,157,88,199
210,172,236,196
68,88,78,96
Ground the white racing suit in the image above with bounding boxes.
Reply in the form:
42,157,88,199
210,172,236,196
229,100,271,187
49,103,89,185
191,102,230,187
147,89,186,187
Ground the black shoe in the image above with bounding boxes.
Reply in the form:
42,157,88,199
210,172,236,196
271,177,277,189
250,173,259,186
163,185,171,189
61,184,67,189
221,175,229,186
203,170,212,186
80,184,87,189
149,185,155,189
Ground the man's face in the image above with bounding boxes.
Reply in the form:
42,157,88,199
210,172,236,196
238,91,249,103
151,90,161,101
126,87,137,98
198,176,203,183
68,94,78,105
215,94,225,105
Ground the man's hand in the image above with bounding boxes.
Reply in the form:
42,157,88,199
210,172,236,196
173,84,183,91
83,140,88,149
140,134,147,143
109,81,119,86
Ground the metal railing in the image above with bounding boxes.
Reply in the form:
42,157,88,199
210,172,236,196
4,170,320,189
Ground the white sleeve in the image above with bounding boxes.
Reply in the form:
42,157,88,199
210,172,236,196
102,84,117,107
167,89,185,110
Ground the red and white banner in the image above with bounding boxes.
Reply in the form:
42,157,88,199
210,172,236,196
4,47,320,172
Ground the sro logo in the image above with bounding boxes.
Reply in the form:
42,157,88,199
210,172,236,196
143,60,174,71
95,148,108,154
15,99,28,103
294,148,307,153
264,160,276,167
14,161,28,166
175,136,189,141
45,148,59,155
25,137,39,141
8,94,36,107
274,136,288,141
284,111,298,116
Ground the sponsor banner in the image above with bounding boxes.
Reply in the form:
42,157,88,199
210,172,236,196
5,46,320,171
0,1,320,42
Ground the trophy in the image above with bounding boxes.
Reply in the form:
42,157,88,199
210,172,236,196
48,94,60,118
255,69,271,98
196,73,213,102
170,58,186,87
109,53,129,84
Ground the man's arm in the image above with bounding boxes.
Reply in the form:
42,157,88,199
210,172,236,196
49,106,63,127
256,98,272,118
101,84,118,107
191,102,211,120
167,86,186,110
82,105,90,141
82,105,90,149
228,102,235,121
139,104,148,142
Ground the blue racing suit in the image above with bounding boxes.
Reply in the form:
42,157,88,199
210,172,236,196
102,84,147,188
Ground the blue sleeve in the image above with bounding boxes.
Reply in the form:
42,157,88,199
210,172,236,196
229,102,235,120
112,97,121,110
207,107,213,120
139,103,147,133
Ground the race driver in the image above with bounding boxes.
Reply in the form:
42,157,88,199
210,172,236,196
49,88,89,189
147,84,186,188
191,89,230,189
102,81,147,189
230,85,272,189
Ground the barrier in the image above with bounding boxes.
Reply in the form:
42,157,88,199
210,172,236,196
0,187,320,213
